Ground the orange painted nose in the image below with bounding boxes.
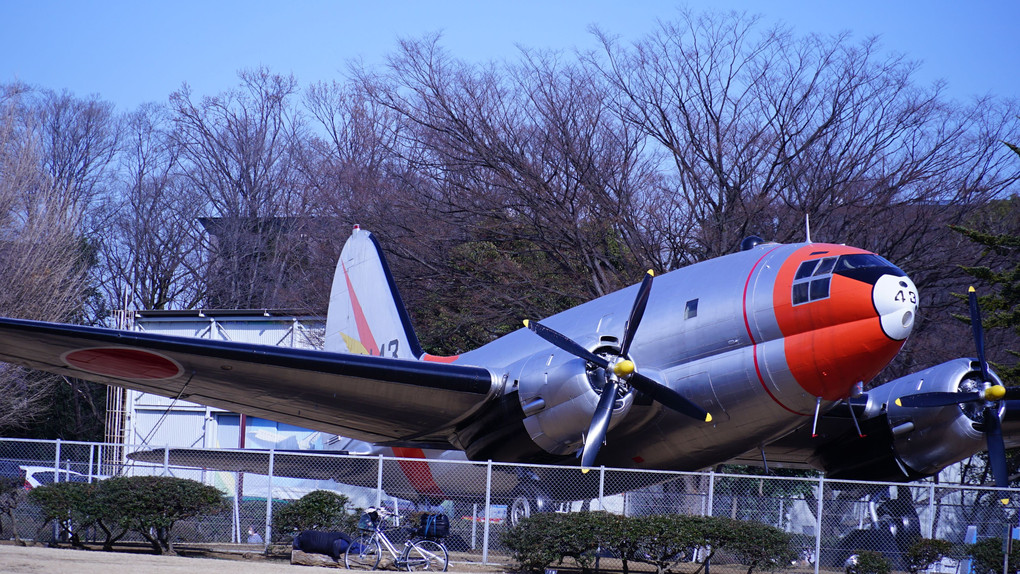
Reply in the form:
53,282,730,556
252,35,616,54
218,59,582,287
772,245,915,401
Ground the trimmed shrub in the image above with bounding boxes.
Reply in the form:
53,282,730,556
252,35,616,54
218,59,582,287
969,537,1020,574
592,512,642,574
847,550,892,574
905,538,956,574
272,489,358,542
27,481,104,548
98,475,227,554
728,520,797,574
501,512,566,572
556,511,617,574
632,514,703,574
503,511,795,574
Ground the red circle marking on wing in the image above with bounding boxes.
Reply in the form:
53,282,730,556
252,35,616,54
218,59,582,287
62,348,184,380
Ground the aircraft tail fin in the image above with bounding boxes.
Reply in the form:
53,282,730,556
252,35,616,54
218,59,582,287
325,226,424,360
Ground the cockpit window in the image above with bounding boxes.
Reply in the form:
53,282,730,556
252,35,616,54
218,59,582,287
792,257,836,305
814,257,836,276
833,253,905,284
834,254,894,272
794,260,817,280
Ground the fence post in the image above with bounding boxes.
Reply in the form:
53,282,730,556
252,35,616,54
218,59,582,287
87,443,95,482
376,454,384,508
471,503,478,550
53,438,61,477
706,470,715,516
598,466,606,510
232,479,241,543
814,476,824,574
482,460,492,564
264,448,275,550
53,438,61,542
163,444,170,476
927,482,936,538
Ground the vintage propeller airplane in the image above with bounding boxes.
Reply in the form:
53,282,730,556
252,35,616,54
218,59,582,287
0,226,1016,508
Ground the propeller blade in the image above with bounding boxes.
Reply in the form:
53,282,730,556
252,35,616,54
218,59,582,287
983,405,1011,504
524,320,610,369
895,391,983,408
620,271,654,358
969,287,992,383
580,377,618,469
629,372,712,422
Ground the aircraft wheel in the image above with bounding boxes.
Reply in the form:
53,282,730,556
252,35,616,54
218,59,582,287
509,495,531,526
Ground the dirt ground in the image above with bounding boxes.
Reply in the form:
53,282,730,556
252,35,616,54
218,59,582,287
0,543,507,574
0,542,830,574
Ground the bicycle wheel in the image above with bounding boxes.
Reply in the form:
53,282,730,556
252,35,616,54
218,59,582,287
403,539,449,571
345,533,381,570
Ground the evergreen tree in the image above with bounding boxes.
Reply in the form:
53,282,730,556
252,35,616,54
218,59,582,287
951,141,1020,386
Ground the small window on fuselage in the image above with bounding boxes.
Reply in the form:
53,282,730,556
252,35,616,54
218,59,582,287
685,299,698,319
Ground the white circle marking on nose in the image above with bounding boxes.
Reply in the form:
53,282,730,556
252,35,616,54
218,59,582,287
873,274,918,341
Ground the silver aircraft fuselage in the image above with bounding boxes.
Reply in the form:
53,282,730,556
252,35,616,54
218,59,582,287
445,241,918,470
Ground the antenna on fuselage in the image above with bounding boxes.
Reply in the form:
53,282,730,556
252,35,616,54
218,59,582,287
805,213,812,243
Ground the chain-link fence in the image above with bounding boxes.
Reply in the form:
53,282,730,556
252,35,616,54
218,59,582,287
1,437,1015,571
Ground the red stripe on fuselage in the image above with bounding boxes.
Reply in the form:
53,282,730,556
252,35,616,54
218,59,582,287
741,247,806,415
391,447,446,500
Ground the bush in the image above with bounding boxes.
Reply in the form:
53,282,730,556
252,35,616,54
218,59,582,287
501,512,566,572
0,475,26,544
969,537,1020,574
98,475,227,554
631,514,703,574
729,520,797,574
593,512,643,574
555,511,617,574
27,481,104,548
272,490,358,542
502,511,795,574
846,550,892,574
906,538,956,574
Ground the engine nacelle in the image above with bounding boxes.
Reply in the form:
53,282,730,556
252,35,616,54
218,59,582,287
515,351,633,456
812,358,1003,481
882,358,1002,476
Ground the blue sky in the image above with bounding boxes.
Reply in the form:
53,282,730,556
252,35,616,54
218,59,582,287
2,1,1017,112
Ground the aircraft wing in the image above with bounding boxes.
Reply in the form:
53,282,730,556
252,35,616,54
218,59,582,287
727,398,900,475
127,448,378,482
0,317,494,447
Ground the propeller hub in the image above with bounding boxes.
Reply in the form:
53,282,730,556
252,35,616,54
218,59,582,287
985,385,1006,401
613,359,635,377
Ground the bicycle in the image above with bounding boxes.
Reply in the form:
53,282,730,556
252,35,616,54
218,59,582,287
345,507,449,571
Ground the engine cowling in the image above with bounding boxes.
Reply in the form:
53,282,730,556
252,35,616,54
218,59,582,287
515,350,634,456
812,358,1004,481
883,358,1003,476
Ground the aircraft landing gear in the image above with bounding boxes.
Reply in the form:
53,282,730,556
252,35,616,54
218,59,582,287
508,485,552,526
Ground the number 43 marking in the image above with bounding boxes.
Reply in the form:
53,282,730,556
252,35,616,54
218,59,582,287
894,290,917,305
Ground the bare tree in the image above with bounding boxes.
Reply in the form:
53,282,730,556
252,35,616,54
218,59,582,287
170,68,313,310
590,10,1020,268
0,84,96,433
588,10,1020,379
341,37,665,350
101,103,205,311
36,89,120,235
